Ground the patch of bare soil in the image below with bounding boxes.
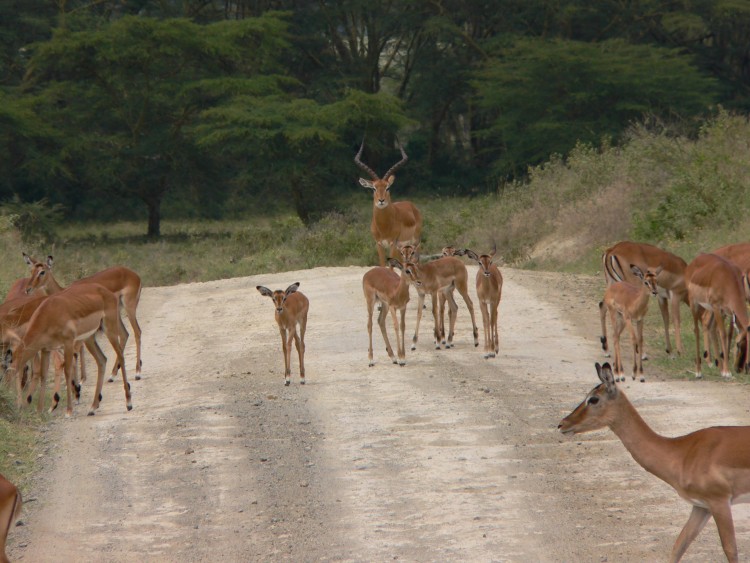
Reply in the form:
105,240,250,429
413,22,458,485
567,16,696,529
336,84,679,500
9,266,750,562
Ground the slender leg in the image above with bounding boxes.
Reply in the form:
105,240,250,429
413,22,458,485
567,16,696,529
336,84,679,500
692,304,704,379
297,316,306,383
280,327,290,385
377,303,396,363
391,306,405,365
367,298,375,366
491,302,499,355
658,295,672,356
445,290,458,348
599,300,610,356
669,505,710,563
613,313,626,381
411,290,425,350
710,501,738,563
84,336,107,415
36,350,50,413
713,305,732,377
109,314,129,381
671,291,684,355
285,329,295,384
123,295,143,377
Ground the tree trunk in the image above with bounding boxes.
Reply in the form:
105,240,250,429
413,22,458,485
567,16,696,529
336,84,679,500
147,199,161,239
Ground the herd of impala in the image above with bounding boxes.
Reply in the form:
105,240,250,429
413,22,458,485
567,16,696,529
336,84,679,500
2,143,750,561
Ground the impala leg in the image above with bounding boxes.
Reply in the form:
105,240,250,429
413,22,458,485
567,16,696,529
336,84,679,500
376,243,386,268
599,300,610,355
613,313,626,382
480,302,491,358
36,350,51,414
714,306,732,377
438,292,447,346
429,292,441,349
445,290,458,348
109,314,129,382
297,316,307,384
636,319,645,381
279,327,290,385
391,306,405,366
286,329,295,384
691,305,704,379
669,505,710,563
50,351,66,412
84,337,107,415
377,303,396,363
491,303,499,355
657,294,672,357
367,300,375,366
626,318,639,381
455,284,478,348
102,312,132,410
671,291,684,355
711,501,739,563
411,290,425,350
123,297,143,378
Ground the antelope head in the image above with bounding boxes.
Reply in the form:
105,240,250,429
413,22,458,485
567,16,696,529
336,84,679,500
354,138,408,210
257,282,300,315
465,245,497,278
25,255,54,294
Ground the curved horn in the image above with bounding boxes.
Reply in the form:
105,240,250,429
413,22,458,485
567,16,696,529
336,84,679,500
383,138,408,180
354,137,379,180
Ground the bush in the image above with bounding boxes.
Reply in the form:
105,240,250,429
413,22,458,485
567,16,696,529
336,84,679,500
1,197,64,245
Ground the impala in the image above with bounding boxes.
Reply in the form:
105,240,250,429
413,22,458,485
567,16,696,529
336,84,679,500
3,252,43,302
602,241,688,356
361,259,421,366
7,283,131,416
685,253,750,378
599,265,660,382
256,282,309,385
400,244,478,350
560,362,750,563
0,473,21,563
464,247,503,359
24,256,143,379
354,138,423,267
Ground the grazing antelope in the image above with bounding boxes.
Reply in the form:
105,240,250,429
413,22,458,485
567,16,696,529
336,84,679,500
464,247,503,359
685,253,750,378
599,265,660,382
602,241,688,356
362,259,420,366
256,283,309,385
6,283,131,417
354,138,423,267
560,362,750,563
24,256,143,380
400,244,478,350
0,473,21,563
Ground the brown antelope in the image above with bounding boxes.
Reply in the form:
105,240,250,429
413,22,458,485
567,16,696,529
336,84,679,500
3,252,42,302
0,473,21,563
361,259,421,366
24,256,143,379
560,362,750,563
685,253,750,378
354,138,423,267
599,265,660,382
602,241,688,356
256,282,309,385
6,283,131,417
464,247,503,359
400,244,478,350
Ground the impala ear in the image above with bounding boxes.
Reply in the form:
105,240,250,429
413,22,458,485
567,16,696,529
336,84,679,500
23,252,33,266
285,282,300,295
464,249,479,262
630,264,644,279
388,258,403,271
596,362,617,396
359,178,375,190
385,175,396,187
46,255,54,268
654,265,664,276
256,286,273,298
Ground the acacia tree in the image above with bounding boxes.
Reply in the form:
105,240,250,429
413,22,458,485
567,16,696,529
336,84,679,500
25,14,290,237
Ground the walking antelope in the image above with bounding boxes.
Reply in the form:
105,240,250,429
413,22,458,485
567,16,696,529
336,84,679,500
464,247,503,359
256,283,309,385
560,362,750,563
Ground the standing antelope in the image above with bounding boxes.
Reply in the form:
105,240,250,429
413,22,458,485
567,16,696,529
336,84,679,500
464,247,503,359
354,138,423,267
0,473,21,563
685,253,750,378
362,259,420,367
256,283,309,385
400,244,478,350
560,362,750,563
7,283,131,417
599,265,660,382
602,241,688,356
24,256,143,379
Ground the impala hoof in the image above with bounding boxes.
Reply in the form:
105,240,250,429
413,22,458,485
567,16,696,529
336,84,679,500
640,377,645,383
127,404,133,411
369,362,375,367
107,377,114,383
87,410,95,416
135,375,141,381
411,346,416,351
300,380,305,385
284,380,291,386
398,360,406,366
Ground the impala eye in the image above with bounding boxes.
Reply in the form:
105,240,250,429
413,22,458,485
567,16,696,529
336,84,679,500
588,396,599,405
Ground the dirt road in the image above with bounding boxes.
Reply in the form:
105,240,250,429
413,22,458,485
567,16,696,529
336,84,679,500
9,266,750,562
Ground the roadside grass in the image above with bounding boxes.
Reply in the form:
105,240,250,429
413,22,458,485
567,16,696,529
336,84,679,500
0,384,43,490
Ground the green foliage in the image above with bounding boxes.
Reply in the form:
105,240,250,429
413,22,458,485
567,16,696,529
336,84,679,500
473,37,718,176
1,196,63,245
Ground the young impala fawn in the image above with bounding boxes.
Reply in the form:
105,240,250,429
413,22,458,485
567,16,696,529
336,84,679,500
560,362,750,563
599,265,660,382
464,247,503,359
256,282,309,386
362,258,421,366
